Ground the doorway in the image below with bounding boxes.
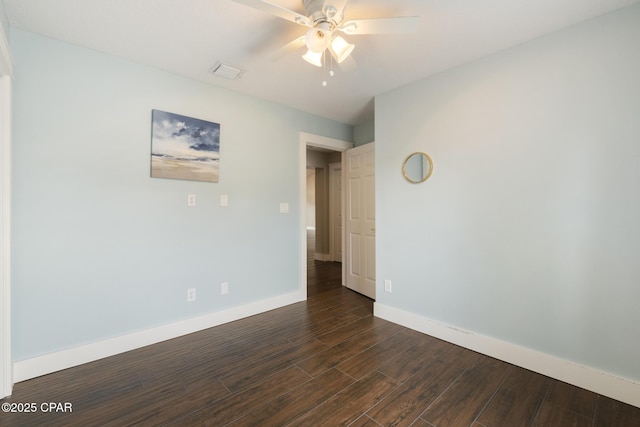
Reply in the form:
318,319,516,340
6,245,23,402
306,158,341,296
298,133,352,299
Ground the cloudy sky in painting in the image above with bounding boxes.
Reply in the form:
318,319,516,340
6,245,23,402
151,110,220,160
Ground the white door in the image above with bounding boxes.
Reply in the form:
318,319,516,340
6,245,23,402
345,143,375,299
329,163,342,262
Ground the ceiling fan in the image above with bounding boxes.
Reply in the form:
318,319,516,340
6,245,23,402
231,0,418,69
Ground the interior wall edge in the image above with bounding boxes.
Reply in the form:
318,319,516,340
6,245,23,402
13,289,305,383
374,302,640,408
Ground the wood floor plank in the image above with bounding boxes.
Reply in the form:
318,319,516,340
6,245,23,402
170,366,312,426
296,329,386,377
69,379,189,427
475,366,550,427
531,402,593,427
287,312,363,345
336,331,418,380
100,379,228,427
287,370,398,426
408,418,434,427
366,357,467,427
594,396,640,427
315,315,402,347
177,337,298,389
305,287,368,313
220,338,328,392
42,367,143,409
227,368,354,426
349,414,386,427
543,380,598,419
376,335,462,383
420,357,512,426
296,320,403,377
313,315,376,346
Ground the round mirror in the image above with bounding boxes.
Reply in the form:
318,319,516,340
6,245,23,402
402,152,434,183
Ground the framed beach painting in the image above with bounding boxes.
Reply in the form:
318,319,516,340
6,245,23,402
150,109,220,182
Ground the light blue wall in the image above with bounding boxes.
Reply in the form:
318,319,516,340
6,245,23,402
376,5,640,381
0,3,8,43
10,30,352,361
354,119,374,146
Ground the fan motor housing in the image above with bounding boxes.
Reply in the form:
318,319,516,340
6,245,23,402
304,0,342,27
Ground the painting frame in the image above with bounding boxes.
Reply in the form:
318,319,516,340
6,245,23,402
150,109,221,183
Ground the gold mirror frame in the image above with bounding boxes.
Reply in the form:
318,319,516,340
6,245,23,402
402,152,434,184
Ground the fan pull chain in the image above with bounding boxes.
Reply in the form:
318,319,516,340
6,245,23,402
322,50,328,87
321,50,335,87
329,50,335,78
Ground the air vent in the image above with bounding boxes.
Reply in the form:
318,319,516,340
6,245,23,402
210,62,243,80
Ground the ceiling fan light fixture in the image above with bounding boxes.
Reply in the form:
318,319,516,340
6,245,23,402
330,36,355,63
302,49,323,67
305,22,332,53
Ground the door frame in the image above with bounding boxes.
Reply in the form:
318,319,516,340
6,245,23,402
0,22,14,398
299,132,353,298
328,162,342,262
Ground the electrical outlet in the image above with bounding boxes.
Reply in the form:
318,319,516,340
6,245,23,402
187,288,196,302
221,282,229,295
384,280,392,293
187,194,196,207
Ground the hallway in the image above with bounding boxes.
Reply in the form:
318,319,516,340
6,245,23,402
306,229,344,297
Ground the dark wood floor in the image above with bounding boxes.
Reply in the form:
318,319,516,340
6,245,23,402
1,232,639,426
306,229,343,297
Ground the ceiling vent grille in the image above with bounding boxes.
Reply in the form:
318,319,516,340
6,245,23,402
210,62,243,80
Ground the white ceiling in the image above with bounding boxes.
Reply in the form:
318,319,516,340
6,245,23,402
3,0,639,125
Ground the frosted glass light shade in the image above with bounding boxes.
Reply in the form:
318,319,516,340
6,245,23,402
305,24,331,53
302,49,323,67
330,36,355,63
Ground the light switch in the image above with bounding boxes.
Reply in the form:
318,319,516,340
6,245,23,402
280,202,289,214
384,280,392,293
220,194,228,207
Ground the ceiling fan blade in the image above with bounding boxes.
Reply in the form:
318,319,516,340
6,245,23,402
339,16,419,35
232,0,312,27
267,36,306,60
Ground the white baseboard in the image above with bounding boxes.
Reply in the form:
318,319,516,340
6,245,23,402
14,289,306,383
374,303,640,408
314,252,332,261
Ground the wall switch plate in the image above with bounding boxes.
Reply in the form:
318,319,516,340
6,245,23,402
220,194,228,207
384,280,392,293
280,202,289,214
221,282,229,295
187,194,196,207
187,288,196,301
